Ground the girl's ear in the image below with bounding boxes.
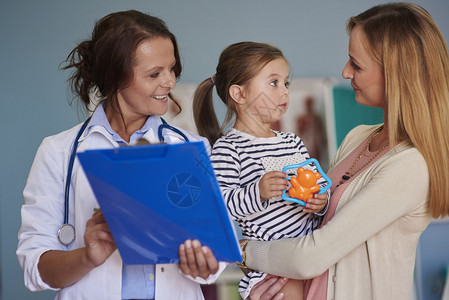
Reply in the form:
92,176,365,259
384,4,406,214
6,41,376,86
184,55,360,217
229,84,246,104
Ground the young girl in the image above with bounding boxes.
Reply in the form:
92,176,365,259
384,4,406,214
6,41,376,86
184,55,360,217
193,41,329,300
17,10,224,300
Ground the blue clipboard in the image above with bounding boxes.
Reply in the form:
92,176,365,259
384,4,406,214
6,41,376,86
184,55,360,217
77,141,242,265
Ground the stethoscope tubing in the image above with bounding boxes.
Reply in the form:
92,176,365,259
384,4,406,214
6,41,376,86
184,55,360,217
158,118,189,143
60,117,188,245
64,117,91,224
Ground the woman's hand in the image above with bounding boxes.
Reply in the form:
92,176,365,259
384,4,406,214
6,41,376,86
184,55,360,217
38,210,117,288
178,239,219,279
259,171,289,201
303,192,328,214
249,274,288,300
83,210,117,268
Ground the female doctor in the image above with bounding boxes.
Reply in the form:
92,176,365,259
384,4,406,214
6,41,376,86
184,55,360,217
17,10,224,300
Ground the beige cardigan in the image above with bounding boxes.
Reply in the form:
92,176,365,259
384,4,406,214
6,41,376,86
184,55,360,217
246,125,432,300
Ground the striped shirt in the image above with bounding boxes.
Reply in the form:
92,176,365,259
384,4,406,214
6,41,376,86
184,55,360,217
211,128,326,298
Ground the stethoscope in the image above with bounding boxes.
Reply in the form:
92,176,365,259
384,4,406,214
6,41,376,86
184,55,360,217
58,117,189,245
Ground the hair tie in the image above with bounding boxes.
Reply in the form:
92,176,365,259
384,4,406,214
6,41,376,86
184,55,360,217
210,74,216,85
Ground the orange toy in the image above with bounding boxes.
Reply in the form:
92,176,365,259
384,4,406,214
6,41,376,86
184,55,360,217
288,167,322,202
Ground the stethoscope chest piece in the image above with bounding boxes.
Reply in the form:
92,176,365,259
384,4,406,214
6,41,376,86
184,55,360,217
58,223,75,246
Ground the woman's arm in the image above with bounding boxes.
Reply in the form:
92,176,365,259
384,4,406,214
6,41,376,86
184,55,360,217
245,147,429,279
38,211,116,288
17,132,115,290
38,249,92,288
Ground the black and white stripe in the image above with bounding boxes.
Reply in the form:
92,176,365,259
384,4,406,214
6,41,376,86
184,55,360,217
211,129,324,298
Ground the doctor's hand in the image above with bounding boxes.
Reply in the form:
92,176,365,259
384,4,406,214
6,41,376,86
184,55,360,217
178,239,219,279
83,210,117,268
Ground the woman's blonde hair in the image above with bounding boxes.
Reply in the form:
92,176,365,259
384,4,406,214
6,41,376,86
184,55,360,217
347,2,449,218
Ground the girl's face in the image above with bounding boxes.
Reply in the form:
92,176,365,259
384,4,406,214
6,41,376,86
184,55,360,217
342,26,386,109
241,58,290,124
116,37,177,120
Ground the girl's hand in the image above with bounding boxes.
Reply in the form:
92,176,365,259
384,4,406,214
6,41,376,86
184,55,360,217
303,192,328,214
83,210,117,268
178,239,219,279
249,274,288,300
259,171,288,201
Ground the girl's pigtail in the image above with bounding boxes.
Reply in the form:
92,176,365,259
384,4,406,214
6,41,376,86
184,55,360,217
193,77,222,145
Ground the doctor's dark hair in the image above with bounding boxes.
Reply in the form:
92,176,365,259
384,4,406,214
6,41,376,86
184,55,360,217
192,41,286,146
347,2,449,218
62,10,182,113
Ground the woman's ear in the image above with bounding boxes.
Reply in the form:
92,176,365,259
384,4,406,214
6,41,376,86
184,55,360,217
229,84,246,104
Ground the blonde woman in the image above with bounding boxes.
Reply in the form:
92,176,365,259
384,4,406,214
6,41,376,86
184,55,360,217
241,3,449,300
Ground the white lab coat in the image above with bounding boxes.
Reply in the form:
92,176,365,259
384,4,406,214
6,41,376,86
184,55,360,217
17,115,226,300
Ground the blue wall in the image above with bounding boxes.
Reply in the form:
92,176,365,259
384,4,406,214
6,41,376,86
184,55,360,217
1,1,448,299
416,221,449,300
